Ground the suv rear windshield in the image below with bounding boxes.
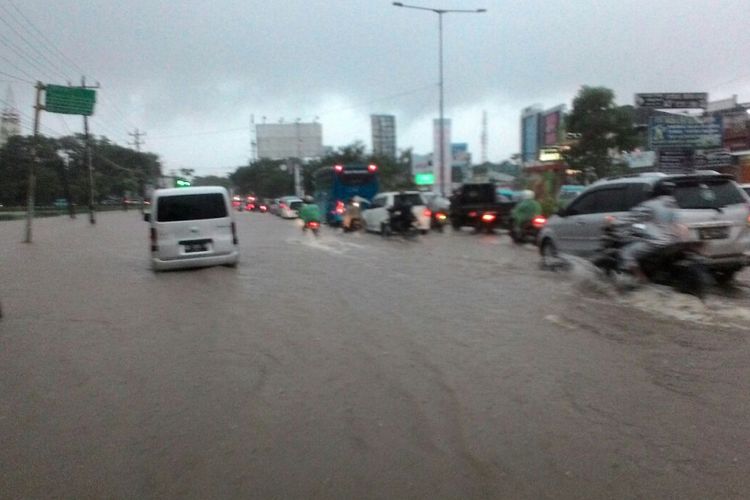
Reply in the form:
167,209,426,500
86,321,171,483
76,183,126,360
157,193,228,222
457,184,495,204
395,193,424,206
671,179,746,210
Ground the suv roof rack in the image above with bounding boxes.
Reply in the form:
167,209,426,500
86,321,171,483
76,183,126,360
603,172,666,181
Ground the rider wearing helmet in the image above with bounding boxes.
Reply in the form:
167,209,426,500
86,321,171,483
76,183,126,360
298,195,322,225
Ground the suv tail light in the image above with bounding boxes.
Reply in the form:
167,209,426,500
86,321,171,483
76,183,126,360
481,213,496,223
231,222,238,245
150,227,157,252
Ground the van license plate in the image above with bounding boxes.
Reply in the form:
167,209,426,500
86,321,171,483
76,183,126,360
184,242,208,253
699,226,729,240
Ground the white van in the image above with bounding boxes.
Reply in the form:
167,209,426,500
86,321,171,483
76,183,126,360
145,186,239,271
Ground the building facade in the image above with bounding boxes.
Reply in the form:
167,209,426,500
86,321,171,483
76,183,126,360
0,87,21,147
370,114,396,159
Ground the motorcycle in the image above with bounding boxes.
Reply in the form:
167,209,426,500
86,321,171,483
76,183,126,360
593,221,710,298
430,210,449,233
303,220,321,237
510,215,547,244
383,207,418,239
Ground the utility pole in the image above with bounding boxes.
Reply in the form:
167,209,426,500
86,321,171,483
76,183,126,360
24,81,43,243
481,110,488,164
81,76,100,225
129,128,147,213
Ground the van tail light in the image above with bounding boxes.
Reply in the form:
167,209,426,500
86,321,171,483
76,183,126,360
423,208,432,218
150,227,158,252
481,213,496,223
531,216,547,229
231,222,238,245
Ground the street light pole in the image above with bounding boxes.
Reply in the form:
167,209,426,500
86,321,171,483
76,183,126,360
393,2,486,196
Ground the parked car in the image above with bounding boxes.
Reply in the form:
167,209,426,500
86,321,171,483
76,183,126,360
361,191,431,234
145,186,239,271
539,172,750,283
278,196,303,219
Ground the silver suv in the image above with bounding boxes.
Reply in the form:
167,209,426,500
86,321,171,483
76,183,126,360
539,172,750,282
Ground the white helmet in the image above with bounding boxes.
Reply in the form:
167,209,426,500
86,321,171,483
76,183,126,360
520,189,534,200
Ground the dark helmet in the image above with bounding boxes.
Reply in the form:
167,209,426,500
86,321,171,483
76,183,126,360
653,181,676,197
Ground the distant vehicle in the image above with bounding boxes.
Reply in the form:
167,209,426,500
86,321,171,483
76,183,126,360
313,163,379,225
449,183,517,233
145,186,239,271
539,172,750,283
231,195,243,210
278,196,303,219
362,191,430,235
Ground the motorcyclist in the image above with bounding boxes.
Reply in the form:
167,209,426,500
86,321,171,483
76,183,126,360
298,195,321,228
510,189,542,233
342,196,362,231
618,181,683,281
388,192,415,233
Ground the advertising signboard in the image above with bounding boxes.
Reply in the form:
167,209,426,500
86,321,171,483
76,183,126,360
538,148,562,162
622,150,656,169
694,148,733,169
542,105,565,146
636,93,708,109
658,149,694,173
521,113,539,163
649,115,722,148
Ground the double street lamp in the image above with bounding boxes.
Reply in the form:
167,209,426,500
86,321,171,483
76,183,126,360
393,2,486,196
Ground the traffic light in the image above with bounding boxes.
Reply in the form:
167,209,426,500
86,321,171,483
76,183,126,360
175,178,191,188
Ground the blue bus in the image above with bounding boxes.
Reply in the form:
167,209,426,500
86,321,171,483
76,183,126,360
313,163,379,225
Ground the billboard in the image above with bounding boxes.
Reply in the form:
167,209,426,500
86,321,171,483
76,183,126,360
649,115,722,149
622,150,656,169
256,122,324,160
636,93,708,109
521,112,540,163
542,105,565,146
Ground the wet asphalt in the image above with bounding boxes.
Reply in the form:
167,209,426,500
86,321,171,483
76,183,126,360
1,211,750,499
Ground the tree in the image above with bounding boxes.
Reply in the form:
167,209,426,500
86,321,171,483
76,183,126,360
192,175,232,189
564,86,639,180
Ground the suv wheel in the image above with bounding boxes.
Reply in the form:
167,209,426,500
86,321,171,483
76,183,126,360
540,239,559,270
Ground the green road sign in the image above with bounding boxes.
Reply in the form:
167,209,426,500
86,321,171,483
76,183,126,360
45,85,96,116
175,178,191,187
414,172,435,185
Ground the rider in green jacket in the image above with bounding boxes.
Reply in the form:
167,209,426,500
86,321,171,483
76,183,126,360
299,195,322,224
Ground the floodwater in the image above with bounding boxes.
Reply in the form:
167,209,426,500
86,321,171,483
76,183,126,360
1,212,749,498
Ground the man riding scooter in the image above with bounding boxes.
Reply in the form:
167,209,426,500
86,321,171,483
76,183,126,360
387,192,416,234
342,196,364,232
510,188,543,242
618,181,685,282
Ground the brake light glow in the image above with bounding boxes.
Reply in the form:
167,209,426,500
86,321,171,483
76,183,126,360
280,203,287,209
334,164,344,173
423,208,432,218
335,200,345,214
481,213,496,222
531,216,547,229
436,212,447,221
309,221,320,228
368,164,377,173
150,227,157,252
468,211,477,217
231,222,238,245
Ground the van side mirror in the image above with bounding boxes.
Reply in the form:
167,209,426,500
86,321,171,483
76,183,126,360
143,213,151,222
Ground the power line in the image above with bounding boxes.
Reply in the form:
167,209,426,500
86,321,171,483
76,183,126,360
0,53,42,83
0,69,34,85
6,0,88,77
0,32,58,82
0,4,73,82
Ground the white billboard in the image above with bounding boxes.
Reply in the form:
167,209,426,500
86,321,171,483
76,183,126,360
256,122,323,160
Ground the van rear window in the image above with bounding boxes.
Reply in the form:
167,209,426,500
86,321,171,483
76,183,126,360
156,193,228,222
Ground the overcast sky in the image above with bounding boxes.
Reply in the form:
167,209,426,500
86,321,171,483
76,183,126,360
2,0,750,176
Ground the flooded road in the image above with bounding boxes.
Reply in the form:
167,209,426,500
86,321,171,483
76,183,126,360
1,212,749,498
